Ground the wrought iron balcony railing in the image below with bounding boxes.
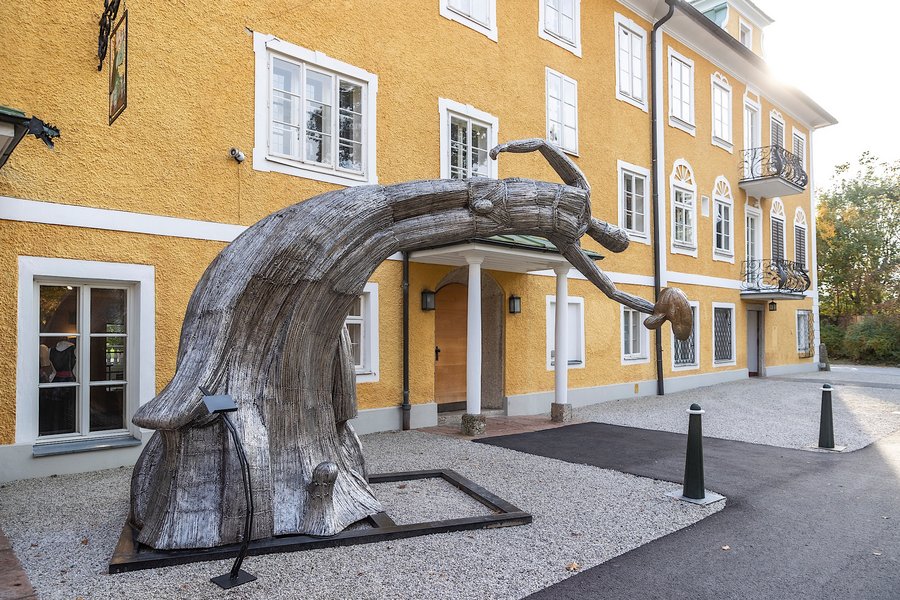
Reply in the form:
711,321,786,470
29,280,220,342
741,258,810,294
739,146,809,191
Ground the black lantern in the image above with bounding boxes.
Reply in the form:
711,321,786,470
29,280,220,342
768,301,777,312
508,295,522,314
421,290,436,311
0,106,59,169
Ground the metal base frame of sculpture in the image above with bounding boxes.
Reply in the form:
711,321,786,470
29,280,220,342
123,139,693,553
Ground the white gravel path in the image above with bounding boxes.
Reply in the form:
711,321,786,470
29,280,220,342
0,431,722,600
575,372,900,451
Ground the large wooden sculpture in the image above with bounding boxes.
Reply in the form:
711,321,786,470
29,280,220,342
129,139,692,550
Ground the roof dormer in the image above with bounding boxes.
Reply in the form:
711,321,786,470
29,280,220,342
690,0,774,56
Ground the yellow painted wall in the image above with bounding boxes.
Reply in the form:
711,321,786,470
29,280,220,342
0,0,819,443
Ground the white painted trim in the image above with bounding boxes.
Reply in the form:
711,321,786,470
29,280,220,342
614,12,649,112
617,159,651,244
711,302,737,367
670,158,698,257
504,367,749,416
16,257,155,445
795,308,813,354
653,21,668,286
538,0,582,57
672,300,700,371
353,282,380,384
808,135,821,362
667,46,696,135
0,195,246,242
253,32,379,187
711,176,735,264
710,72,734,153
438,98,500,179
545,295,585,371
545,67,579,155
668,271,742,290
620,305,651,365
439,0,498,42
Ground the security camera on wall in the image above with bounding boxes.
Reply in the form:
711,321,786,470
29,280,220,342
229,147,245,163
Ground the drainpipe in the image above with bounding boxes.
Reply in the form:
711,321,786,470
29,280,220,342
401,252,411,430
651,0,677,396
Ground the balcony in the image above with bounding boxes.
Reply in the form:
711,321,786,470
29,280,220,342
739,146,808,198
740,258,810,300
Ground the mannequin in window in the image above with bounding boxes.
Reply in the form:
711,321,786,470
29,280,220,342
49,339,76,382
39,343,56,383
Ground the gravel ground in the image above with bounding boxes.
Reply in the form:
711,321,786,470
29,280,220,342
576,374,900,451
0,431,722,600
370,477,495,525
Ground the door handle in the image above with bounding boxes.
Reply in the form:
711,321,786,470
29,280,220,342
435,346,441,361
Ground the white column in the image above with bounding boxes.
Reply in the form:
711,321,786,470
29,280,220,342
553,263,569,405
465,256,483,415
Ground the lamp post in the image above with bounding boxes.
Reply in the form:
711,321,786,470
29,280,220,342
200,388,257,589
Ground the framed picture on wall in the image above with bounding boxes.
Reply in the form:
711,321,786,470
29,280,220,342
108,10,128,125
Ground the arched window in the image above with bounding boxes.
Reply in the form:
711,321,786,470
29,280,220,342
671,159,697,255
770,198,786,261
794,207,808,268
712,176,734,261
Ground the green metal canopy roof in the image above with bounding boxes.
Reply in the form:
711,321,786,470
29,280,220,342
473,234,604,261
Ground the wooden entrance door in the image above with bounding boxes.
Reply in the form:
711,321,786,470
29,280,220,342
434,283,467,410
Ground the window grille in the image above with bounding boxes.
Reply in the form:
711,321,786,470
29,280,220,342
714,307,733,362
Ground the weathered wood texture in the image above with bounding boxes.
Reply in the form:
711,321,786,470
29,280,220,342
129,139,692,550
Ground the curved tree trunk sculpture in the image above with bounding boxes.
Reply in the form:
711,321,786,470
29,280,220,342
129,139,692,550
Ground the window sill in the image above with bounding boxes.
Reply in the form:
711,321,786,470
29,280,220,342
713,359,737,368
625,231,651,245
668,116,696,136
671,243,698,257
712,136,734,153
712,251,735,264
672,363,700,372
32,434,141,458
539,29,582,57
440,5,498,41
622,354,650,365
253,153,376,187
615,92,648,113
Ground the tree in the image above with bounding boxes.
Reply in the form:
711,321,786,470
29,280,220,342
817,153,900,319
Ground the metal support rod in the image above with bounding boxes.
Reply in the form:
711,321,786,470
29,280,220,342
682,403,706,500
818,384,835,449
401,251,411,430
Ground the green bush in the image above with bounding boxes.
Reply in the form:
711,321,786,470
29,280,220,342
840,316,900,364
820,322,845,357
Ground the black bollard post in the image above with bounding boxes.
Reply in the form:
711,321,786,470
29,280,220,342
816,384,845,451
667,404,724,505
683,403,706,500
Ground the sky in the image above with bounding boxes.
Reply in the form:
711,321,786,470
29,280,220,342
752,0,900,187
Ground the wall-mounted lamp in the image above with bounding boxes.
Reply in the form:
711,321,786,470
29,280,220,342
508,295,522,314
768,301,777,312
421,290,436,311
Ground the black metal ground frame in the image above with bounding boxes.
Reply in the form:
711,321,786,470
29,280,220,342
108,469,532,574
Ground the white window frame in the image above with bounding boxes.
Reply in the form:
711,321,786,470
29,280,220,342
770,109,786,149
711,302,736,367
617,160,651,244
794,207,809,270
739,18,753,50
711,72,733,152
539,0,582,56
667,48,695,135
770,198,787,262
712,176,735,263
440,0,498,42
438,98,499,180
670,159,698,257
671,300,700,371
745,203,763,284
545,68,579,155
614,13,648,112
345,282,379,383
792,127,807,169
797,309,812,354
621,306,650,364
545,295,586,370
16,257,155,446
253,32,379,187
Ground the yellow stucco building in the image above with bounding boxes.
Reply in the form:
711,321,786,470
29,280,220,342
0,0,835,480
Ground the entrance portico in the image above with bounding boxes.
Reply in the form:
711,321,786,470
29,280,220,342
411,236,601,434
